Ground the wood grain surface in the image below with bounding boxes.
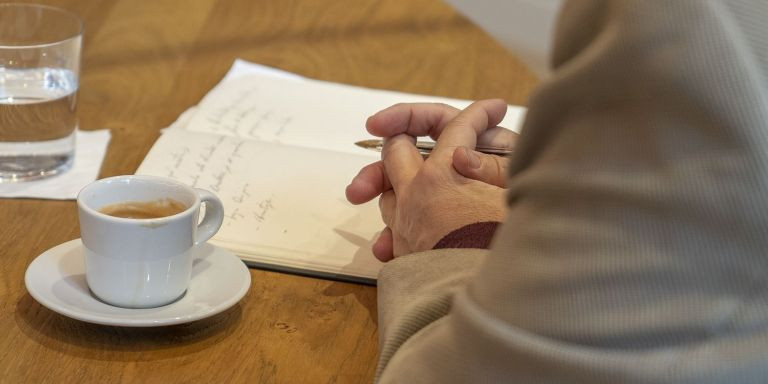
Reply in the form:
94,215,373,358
0,0,537,382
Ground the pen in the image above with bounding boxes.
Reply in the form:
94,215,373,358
355,139,513,156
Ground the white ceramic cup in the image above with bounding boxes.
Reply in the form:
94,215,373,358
77,175,224,308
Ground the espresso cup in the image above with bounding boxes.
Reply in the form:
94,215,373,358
77,175,224,308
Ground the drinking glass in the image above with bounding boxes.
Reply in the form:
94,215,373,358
0,4,82,182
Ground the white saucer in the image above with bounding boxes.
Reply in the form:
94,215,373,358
25,239,251,327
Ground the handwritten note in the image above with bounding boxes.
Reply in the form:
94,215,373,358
181,74,527,156
136,129,384,279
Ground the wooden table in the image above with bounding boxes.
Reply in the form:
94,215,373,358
0,0,536,382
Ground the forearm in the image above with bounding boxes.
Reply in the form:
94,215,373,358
376,248,488,380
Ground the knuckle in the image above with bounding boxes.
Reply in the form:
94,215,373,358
378,191,390,209
492,157,503,176
430,102,454,111
379,191,397,212
392,102,409,109
492,157,509,187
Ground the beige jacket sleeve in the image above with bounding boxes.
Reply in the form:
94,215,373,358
377,1,768,383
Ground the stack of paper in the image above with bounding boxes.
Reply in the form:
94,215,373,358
136,59,526,284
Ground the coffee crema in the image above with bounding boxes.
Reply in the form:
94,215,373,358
98,198,187,219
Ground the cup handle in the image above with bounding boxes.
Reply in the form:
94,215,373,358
194,189,224,246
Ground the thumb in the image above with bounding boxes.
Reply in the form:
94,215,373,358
452,146,510,188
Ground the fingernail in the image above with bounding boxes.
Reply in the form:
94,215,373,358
466,148,481,169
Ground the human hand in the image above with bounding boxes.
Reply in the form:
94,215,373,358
346,99,514,261
347,102,516,204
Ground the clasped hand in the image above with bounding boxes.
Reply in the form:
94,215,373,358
346,99,517,261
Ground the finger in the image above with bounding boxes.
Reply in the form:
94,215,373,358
345,161,392,205
452,146,510,188
366,103,461,139
477,126,518,149
382,134,423,194
372,227,394,262
430,99,508,162
378,190,396,225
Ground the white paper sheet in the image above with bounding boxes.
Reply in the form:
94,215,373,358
220,58,306,84
182,73,526,157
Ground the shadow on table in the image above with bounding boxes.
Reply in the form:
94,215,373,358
321,281,378,328
14,293,242,361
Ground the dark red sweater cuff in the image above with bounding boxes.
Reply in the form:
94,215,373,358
432,221,500,250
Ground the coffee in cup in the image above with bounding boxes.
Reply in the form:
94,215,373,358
99,198,187,219
77,175,224,308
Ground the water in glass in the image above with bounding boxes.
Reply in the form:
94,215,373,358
0,67,77,181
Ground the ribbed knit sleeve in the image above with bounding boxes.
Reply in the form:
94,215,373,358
377,1,768,383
